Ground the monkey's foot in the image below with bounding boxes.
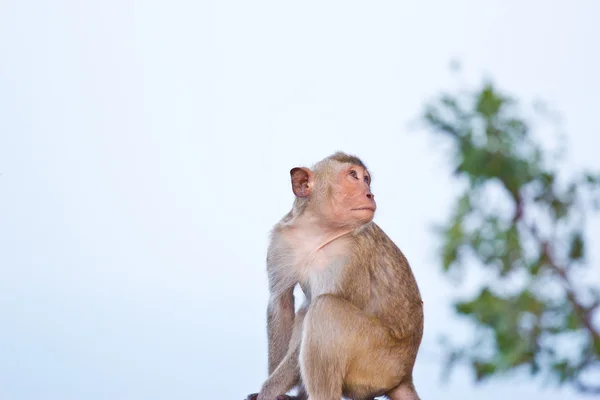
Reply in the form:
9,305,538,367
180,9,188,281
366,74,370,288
244,394,299,400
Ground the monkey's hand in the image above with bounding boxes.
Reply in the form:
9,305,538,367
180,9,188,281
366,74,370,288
246,394,296,400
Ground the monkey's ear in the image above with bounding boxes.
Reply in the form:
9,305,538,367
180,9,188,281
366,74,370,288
290,167,312,198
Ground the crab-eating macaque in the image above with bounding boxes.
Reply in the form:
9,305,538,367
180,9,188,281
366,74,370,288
246,152,424,400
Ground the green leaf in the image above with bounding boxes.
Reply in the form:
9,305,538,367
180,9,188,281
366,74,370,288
550,198,569,219
584,173,599,185
565,311,580,331
473,361,497,381
568,233,585,261
476,84,506,119
551,360,571,383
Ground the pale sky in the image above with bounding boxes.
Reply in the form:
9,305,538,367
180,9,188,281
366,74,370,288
1,1,599,399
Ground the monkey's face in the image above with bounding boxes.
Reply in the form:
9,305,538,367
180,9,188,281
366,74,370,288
325,164,376,227
290,161,376,228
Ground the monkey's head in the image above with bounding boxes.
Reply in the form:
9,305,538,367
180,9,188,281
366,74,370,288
290,152,376,228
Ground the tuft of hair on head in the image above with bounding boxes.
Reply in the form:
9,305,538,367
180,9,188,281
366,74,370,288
308,151,371,194
327,151,367,169
310,151,370,179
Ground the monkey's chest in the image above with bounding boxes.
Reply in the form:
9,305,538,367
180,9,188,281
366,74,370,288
294,247,349,300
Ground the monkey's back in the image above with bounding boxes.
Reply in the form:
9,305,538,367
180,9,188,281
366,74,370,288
354,222,424,344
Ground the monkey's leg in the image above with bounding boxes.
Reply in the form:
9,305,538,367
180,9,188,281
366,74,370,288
386,381,420,400
300,294,416,400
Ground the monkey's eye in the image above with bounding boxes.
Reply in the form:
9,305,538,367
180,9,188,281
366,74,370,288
349,170,358,179
364,175,370,184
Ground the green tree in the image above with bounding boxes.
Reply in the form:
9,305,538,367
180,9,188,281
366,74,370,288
421,77,600,394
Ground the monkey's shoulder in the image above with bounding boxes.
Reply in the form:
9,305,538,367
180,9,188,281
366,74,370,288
353,222,407,258
355,223,422,303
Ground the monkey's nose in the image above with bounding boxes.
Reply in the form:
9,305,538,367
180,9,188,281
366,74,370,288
366,193,374,199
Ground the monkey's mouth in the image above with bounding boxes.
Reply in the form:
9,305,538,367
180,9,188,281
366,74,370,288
352,207,376,212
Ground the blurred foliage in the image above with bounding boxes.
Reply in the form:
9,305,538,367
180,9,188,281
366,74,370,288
421,76,600,394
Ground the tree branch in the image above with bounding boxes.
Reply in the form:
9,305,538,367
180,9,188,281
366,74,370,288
529,227,600,345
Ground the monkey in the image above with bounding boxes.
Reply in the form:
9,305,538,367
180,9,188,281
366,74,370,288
246,152,424,400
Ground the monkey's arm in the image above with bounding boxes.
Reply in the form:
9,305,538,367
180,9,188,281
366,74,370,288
259,304,307,400
267,286,296,374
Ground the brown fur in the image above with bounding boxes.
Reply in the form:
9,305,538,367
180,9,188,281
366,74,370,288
248,152,423,400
